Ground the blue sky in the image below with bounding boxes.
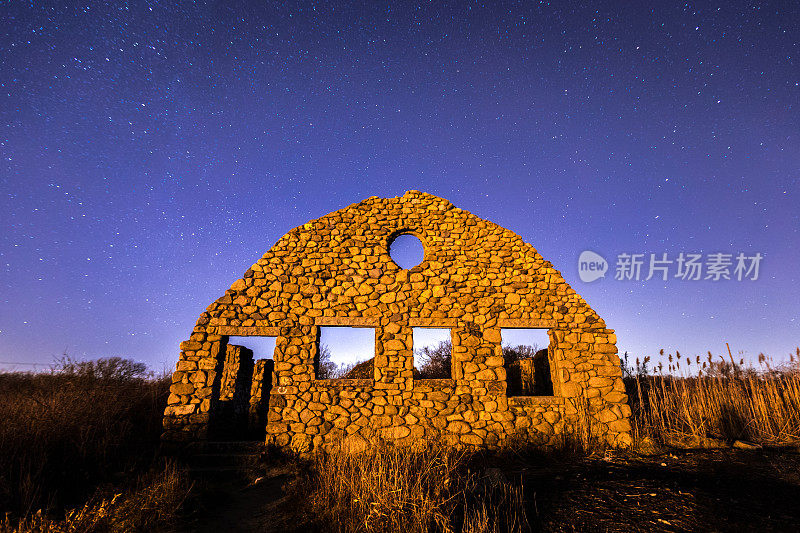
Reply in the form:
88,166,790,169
1,1,797,372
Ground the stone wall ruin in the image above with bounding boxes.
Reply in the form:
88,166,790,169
162,191,632,451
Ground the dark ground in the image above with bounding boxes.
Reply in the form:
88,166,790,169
509,447,800,532
178,463,314,533
180,447,800,533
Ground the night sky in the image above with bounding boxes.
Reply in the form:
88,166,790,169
1,1,798,372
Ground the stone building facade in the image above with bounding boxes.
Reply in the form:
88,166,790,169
162,191,632,452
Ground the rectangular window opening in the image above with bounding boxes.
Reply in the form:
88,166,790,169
227,336,277,360
317,326,375,379
413,328,452,379
501,328,553,396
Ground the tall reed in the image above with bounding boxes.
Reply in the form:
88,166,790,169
629,371,800,445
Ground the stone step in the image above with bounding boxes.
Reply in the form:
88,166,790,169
186,464,266,482
187,452,263,468
180,440,266,481
184,440,265,454
187,465,262,474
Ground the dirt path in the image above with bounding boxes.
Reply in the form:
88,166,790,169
178,464,315,533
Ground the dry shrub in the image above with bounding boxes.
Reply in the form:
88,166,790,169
0,361,170,519
304,440,529,533
630,370,800,446
1,463,191,533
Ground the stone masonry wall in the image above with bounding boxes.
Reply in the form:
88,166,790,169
249,358,272,437
162,191,632,451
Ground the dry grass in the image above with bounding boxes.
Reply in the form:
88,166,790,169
303,440,529,533
460,481,528,533
628,367,800,446
1,463,191,533
5,350,800,532
0,359,177,526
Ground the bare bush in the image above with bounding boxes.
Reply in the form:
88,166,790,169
415,340,452,379
0,360,170,520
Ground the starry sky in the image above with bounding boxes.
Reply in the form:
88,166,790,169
1,1,798,373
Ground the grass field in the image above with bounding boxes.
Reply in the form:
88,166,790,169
0,358,190,532
1,351,798,532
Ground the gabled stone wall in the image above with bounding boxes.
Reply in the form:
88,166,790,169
162,191,632,451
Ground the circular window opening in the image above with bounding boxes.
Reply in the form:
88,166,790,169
389,233,425,269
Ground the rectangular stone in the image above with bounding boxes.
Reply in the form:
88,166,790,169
497,318,556,328
214,325,281,336
507,396,564,406
314,316,380,327
409,317,458,327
